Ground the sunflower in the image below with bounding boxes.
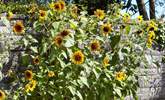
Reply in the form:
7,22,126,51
58,0,65,11
60,29,70,37
53,36,63,47
94,9,105,20
137,15,143,23
103,56,110,68
146,31,155,48
147,38,153,48
70,5,78,18
148,31,156,40
50,2,61,12
0,90,6,100
123,13,130,23
136,30,143,35
115,71,126,81
101,23,112,36
6,11,14,20
147,24,158,32
25,70,33,80
25,80,37,93
13,21,25,35
71,50,85,65
89,40,100,52
39,10,47,21
48,71,55,77
33,56,40,65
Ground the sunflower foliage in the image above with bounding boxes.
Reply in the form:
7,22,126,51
4,1,159,100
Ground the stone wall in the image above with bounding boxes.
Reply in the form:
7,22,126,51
0,17,164,100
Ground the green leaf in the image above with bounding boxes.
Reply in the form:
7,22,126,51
52,21,60,30
110,35,120,49
92,67,101,79
41,42,48,55
64,38,75,47
60,50,67,59
20,54,30,66
114,88,122,97
27,35,38,43
119,49,124,61
79,76,89,88
57,57,65,68
110,52,119,66
22,38,28,47
1,17,10,26
69,20,78,29
33,21,41,29
0,63,2,69
68,86,76,95
76,91,83,100
125,25,131,34
30,46,38,53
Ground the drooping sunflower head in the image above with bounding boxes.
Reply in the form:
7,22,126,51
25,80,37,92
137,15,143,23
48,71,55,77
25,70,33,80
13,21,25,35
115,71,126,81
39,10,47,21
71,50,85,65
53,35,63,47
6,11,14,20
101,23,112,36
103,55,110,68
60,29,70,37
0,90,6,100
89,40,101,52
94,9,105,20
33,56,40,65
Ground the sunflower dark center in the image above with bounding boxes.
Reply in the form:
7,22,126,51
91,43,98,50
15,25,23,32
75,54,82,61
137,30,142,34
29,83,33,88
61,30,69,37
40,13,45,17
98,13,101,16
26,72,31,78
34,58,39,63
57,38,62,44
149,27,154,31
121,25,125,29
55,5,60,9
0,92,2,96
103,27,109,32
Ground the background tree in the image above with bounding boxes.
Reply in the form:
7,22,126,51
136,0,149,20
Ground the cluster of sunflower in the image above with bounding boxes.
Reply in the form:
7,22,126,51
146,21,158,48
24,70,37,93
1,0,158,99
